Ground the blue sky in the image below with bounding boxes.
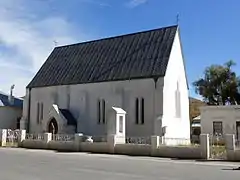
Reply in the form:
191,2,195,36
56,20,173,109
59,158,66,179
0,0,239,97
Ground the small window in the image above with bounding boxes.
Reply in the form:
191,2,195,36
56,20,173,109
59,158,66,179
175,82,181,118
135,97,144,124
36,102,40,124
97,99,106,124
213,121,223,135
141,98,144,124
135,98,139,124
40,103,43,121
102,99,106,123
97,99,101,124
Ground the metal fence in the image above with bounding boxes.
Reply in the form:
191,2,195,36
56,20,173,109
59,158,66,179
209,134,226,160
26,134,44,140
209,134,225,146
161,137,192,146
52,134,75,142
125,137,151,145
6,129,20,147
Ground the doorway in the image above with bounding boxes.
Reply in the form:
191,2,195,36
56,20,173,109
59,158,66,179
236,121,240,140
48,118,58,134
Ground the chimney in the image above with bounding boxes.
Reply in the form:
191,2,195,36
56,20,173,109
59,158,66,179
8,84,15,105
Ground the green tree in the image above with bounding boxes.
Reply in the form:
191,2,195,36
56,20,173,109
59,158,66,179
193,60,240,105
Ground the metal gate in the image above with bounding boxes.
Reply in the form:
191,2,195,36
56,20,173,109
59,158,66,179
209,134,227,160
6,129,20,147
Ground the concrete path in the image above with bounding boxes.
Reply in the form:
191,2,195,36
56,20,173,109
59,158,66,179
0,148,239,180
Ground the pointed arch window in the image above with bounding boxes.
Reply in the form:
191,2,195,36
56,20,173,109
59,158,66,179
135,97,145,124
97,99,106,124
175,81,181,118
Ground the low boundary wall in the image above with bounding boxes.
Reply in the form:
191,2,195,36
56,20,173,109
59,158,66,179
0,130,215,160
20,140,202,159
15,133,208,160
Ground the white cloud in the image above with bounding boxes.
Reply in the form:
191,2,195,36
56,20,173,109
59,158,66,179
0,0,89,97
126,0,148,8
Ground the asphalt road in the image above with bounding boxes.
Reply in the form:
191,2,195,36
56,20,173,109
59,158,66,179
0,148,239,180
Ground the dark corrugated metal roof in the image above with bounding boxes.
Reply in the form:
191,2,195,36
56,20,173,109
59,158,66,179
59,109,77,126
27,25,178,88
0,92,23,108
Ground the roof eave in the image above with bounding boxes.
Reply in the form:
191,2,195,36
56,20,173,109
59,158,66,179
176,26,189,90
27,75,165,89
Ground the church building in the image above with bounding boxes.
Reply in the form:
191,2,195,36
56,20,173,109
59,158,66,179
21,25,190,139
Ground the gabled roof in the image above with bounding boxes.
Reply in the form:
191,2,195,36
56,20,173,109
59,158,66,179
0,91,23,108
27,25,178,88
59,109,77,126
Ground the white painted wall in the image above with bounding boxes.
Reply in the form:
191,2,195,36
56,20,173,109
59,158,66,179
0,106,22,129
162,28,190,139
27,78,160,137
200,105,240,136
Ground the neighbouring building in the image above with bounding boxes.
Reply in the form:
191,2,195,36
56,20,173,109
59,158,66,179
200,105,240,140
189,97,206,121
0,91,23,129
21,25,190,139
189,97,206,142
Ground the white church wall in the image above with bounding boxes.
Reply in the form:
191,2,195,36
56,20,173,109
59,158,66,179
162,29,190,139
29,78,161,137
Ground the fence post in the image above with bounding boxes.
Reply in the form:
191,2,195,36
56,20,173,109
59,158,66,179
151,136,159,156
18,129,26,146
74,133,83,152
107,135,125,154
200,134,210,160
0,129,7,147
225,134,235,161
44,133,52,149
107,135,116,154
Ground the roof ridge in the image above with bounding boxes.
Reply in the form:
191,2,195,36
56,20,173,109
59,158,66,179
56,24,178,49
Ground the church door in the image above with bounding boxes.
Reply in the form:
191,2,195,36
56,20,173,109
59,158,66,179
48,118,58,134
236,121,240,140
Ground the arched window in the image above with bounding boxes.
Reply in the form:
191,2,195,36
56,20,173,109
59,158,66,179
97,99,101,124
141,98,145,124
175,81,181,118
135,98,139,124
135,97,145,124
97,99,106,124
102,99,106,123
36,102,40,124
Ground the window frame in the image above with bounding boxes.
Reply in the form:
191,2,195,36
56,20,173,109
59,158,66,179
36,102,40,124
135,98,139,124
135,97,145,125
213,121,223,135
141,98,144,124
97,99,106,124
